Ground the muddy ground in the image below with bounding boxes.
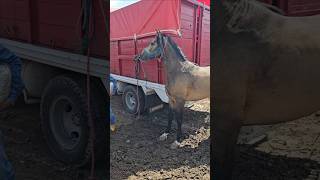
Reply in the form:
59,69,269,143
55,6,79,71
0,103,75,179
111,95,320,180
234,112,320,179
0,95,319,179
110,96,211,180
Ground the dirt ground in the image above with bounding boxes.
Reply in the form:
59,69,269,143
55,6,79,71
110,96,210,180
234,112,320,179
111,94,320,180
1,95,320,179
0,103,75,179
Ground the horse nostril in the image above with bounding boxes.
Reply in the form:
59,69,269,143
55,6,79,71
134,54,141,61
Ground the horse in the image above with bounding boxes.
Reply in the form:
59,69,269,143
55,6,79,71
213,0,320,179
135,31,210,149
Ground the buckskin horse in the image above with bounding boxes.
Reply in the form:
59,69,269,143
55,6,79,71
135,31,210,149
213,0,320,179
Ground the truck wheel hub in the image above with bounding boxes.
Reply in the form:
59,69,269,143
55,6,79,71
49,96,82,150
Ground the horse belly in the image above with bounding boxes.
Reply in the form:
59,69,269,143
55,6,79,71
244,52,320,125
186,75,210,101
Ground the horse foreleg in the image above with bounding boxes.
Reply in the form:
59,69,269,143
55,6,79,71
159,104,174,141
166,106,174,133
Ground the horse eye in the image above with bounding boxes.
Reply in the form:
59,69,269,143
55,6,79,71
151,42,155,46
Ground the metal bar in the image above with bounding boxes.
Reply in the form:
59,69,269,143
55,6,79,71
0,38,109,78
110,29,180,42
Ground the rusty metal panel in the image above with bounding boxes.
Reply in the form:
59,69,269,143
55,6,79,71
199,7,210,66
0,0,109,59
0,0,32,42
286,0,320,16
260,0,320,16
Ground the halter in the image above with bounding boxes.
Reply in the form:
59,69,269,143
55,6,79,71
157,33,167,61
134,32,168,62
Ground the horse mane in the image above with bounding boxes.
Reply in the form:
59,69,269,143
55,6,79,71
163,34,188,62
259,1,284,15
225,0,283,38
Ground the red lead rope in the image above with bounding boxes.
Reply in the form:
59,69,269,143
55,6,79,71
86,48,96,180
85,0,95,179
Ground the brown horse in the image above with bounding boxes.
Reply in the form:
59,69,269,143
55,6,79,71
136,31,210,148
213,0,320,179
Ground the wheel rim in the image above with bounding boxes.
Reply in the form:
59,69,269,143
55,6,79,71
49,96,82,150
125,91,137,111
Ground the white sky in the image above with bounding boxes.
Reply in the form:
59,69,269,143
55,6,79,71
110,0,140,12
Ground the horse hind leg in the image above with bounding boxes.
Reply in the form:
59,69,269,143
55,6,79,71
176,106,184,142
159,103,174,141
212,115,242,180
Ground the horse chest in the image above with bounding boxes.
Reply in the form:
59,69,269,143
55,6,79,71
166,81,189,96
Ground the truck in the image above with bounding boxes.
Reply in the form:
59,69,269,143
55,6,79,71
110,0,210,114
260,0,320,16
0,0,108,165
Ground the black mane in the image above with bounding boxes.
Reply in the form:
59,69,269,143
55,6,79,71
163,34,187,62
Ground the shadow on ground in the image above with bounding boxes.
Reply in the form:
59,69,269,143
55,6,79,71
232,144,320,180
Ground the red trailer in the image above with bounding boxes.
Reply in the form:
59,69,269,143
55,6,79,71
110,0,210,113
0,0,108,58
0,0,108,165
261,0,320,16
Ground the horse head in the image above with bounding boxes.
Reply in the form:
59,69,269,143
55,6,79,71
136,30,188,64
135,30,166,62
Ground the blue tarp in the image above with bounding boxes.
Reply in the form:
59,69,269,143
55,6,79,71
109,76,116,126
0,44,18,179
0,44,24,103
110,107,116,125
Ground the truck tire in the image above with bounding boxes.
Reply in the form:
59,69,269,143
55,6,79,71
40,75,106,165
122,85,145,114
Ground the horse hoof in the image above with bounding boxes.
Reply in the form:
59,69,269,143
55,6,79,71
170,140,181,149
159,133,169,141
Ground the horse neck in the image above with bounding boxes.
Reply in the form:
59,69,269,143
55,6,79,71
224,0,284,40
162,43,186,75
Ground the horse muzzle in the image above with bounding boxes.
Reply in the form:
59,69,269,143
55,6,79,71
134,54,141,61
139,49,161,61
